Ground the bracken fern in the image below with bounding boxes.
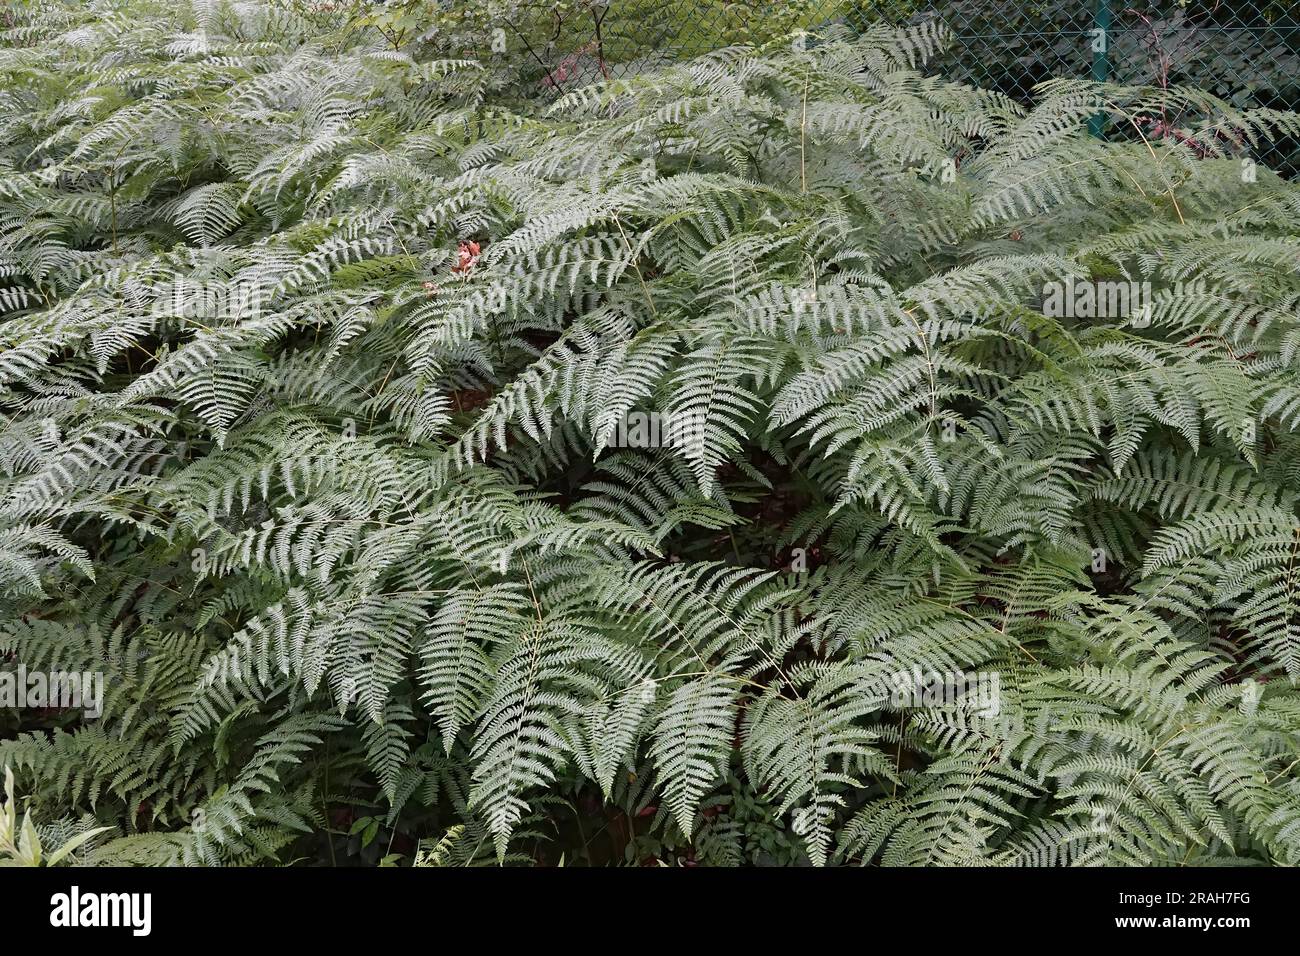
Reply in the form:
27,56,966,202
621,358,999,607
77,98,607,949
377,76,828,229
3,0,1300,867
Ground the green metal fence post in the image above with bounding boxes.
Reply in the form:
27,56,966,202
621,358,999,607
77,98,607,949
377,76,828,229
1088,0,1112,139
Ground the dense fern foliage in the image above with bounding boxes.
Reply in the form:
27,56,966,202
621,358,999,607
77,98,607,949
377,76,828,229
5,0,1300,867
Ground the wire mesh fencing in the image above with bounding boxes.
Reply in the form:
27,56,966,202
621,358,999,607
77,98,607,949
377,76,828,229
517,1,1300,171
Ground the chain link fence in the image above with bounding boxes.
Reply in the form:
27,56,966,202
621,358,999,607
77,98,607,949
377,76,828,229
526,1,1300,171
